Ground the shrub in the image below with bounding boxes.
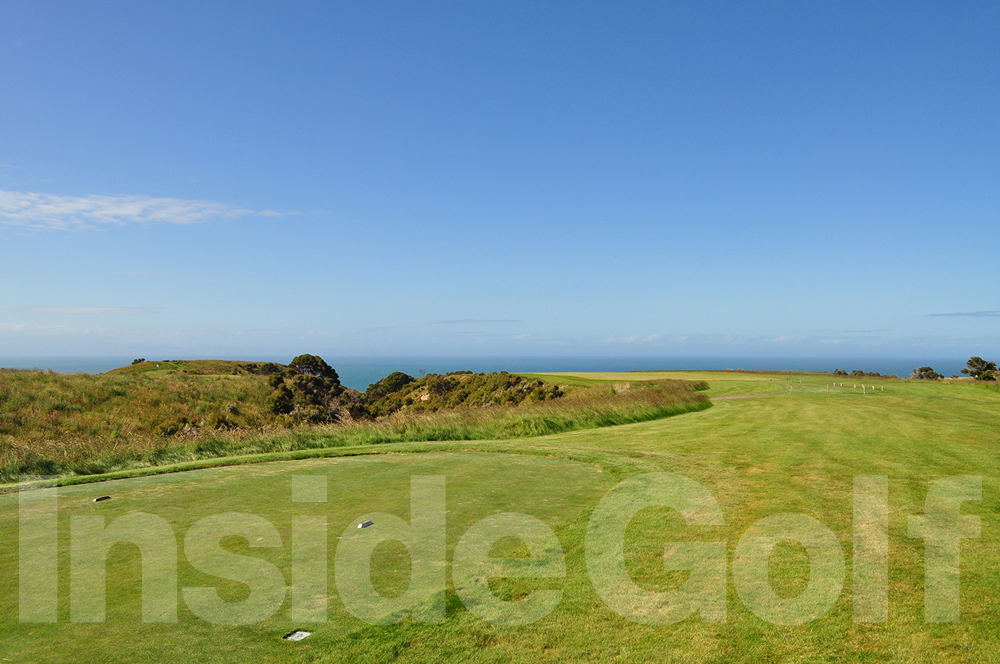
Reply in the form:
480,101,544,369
211,414,236,430
268,385,295,414
288,354,340,383
155,418,187,437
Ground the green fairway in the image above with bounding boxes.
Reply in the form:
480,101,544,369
2,371,998,662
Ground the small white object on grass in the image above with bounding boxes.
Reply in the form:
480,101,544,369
358,520,374,529
283,631,311,642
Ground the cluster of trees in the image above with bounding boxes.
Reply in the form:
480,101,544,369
962,356,997,381
909,357,997,381
834,357,997,381
354,370,561,419
833,369,885,377
287,354,340,381
265,355,350,423
138,355,569,437
261,355,565,425
911,366,944,380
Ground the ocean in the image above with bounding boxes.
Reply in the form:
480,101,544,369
0,356,974,390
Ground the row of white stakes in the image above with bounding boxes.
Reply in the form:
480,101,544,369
788,383,886,394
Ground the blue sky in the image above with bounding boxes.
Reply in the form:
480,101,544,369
1,2,998,360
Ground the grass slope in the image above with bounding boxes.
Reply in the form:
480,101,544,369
0,367,707,483
106,360,285,377
1,372,997,662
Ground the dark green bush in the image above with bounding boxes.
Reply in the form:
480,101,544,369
911,367,944,380
268,386,295,414
288,354,340,383
367,372,416,398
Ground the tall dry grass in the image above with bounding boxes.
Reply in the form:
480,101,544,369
0,370,708,482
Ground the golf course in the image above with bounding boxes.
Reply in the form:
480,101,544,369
1,370,997,662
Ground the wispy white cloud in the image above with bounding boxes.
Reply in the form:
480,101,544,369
601,334,662,343
0,189,281,231
18,306,162,316
0,321,109,335
763,335,801,343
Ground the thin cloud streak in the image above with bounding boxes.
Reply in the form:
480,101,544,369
18,306,163,316
114,271,258,279
432,319,521,324
0,189,281,231
602,334,662,343
929,311,1000,318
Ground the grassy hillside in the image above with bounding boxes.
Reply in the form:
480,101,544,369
0,371,996,662
0,364,708,483
0,368,276,477
106,359,287,376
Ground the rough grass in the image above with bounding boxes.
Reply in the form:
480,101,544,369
0,369,275,481
0,371,708,483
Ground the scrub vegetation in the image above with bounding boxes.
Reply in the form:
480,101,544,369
0,360,708,483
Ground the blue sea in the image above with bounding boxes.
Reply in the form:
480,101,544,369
0,356,973,390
